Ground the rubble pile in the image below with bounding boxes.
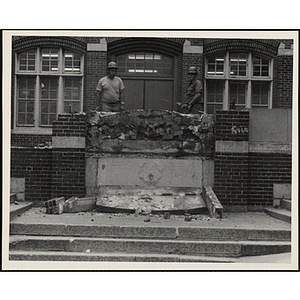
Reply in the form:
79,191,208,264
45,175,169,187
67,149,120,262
86,109,215,156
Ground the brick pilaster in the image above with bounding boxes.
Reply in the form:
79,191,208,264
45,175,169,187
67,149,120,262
214,110,250,211
51,114,86,199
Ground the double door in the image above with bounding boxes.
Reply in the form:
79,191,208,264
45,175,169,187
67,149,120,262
123,78,174,111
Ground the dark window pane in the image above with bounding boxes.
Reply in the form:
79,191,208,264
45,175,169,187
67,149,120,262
27,114,34,124
50,102,57,113
252,83,269,106
19,50,36,71
41,102,48,113
18,101,26,112
49,114,57,124
41,114,48,125
18,114,25,124
27,101,34,112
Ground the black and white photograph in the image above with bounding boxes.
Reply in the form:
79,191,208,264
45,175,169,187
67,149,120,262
2,30,298,272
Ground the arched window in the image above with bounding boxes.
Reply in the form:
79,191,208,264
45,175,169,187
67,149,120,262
205,51,272,113
15,47,84,128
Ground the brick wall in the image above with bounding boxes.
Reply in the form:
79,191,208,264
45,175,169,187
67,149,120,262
214,152,249,208
274,55,293,108
84,51,107,112
215,111,249,141
51,114,86,199
51,148,86,199
10,147,52,205
214,110,292,211
52,114,86,137
247,153,292,207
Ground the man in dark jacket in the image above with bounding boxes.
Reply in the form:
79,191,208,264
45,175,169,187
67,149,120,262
179,66,203,113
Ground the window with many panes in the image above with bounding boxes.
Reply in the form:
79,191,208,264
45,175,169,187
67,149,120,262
116,52,173,76
15,47,83,129
205,51,272,113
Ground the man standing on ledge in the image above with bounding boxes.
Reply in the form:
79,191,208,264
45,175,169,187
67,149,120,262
179,66,203,113
96,62,125,112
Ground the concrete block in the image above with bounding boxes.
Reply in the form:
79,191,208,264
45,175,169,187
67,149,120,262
273,183,291,199
45,197,65,214
10,178,25,201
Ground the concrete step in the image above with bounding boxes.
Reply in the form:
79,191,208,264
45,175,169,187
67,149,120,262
9,235,291,258
9,250,238,263
9,222,291,241
264,207,291,224
10,202,33,221
281,199,291,211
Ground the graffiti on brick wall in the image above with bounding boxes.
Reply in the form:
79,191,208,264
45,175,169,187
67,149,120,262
231,125,249,134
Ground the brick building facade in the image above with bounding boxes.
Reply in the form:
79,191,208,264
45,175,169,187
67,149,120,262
9,33,294,209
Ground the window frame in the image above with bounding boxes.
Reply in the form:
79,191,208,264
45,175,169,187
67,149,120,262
205,51,273,112
14,47,84,133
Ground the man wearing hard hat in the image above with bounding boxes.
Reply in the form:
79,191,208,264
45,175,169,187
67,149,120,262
179,66,203,113
96,62,125,112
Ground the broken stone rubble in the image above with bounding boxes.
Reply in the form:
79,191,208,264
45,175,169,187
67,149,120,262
86,109,215,156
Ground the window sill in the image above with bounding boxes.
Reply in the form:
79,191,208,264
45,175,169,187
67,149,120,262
12,127,52,135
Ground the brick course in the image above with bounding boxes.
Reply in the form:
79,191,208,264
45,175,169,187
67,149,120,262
11,134,52,147
52,114,86,137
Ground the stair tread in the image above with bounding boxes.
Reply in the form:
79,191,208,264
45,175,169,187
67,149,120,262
10,222,292,234
9,249,238,262
9,235,291,245
264,207,291,216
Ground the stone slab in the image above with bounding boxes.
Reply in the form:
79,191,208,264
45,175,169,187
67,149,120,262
249,109,292,143
96,158,203,188
96,186,207,213
52,136,85,148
